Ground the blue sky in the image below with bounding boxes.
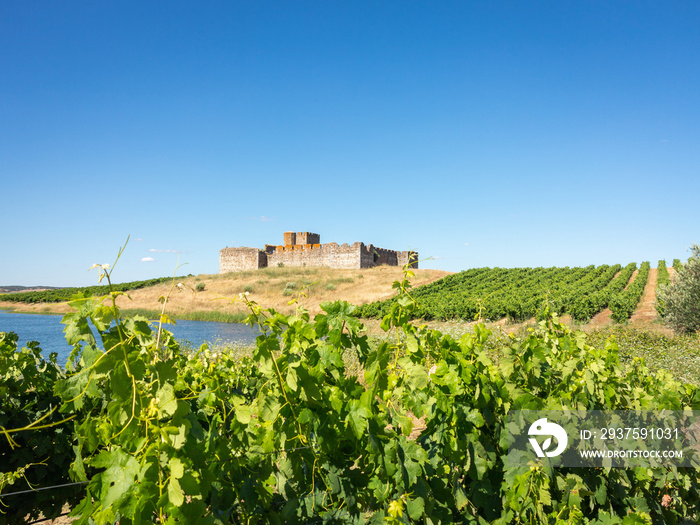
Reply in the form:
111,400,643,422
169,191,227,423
2,1,699,286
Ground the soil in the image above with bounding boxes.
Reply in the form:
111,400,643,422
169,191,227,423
630,268,659,324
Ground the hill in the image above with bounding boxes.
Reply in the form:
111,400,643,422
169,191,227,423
0,285,60,294
0,266,452,321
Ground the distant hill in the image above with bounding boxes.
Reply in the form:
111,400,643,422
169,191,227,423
0,285,61,294
0,277,172,304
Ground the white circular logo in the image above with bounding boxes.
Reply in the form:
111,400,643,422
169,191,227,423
528,418,568,458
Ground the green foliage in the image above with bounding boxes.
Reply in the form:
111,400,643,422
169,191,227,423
2,256,700,523
655,260,670,317
609,262,650,323
585,325,700,386
569,263,637,321
195,282,206,292
119,308,248,324
657,260,670,287
0,333,81,523
361,265,630,323
0,277,171,304
659,244,700,334
673,258,683,273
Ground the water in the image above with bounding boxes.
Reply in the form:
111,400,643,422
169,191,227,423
0,310,259,367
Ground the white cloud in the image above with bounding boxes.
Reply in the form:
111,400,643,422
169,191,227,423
141,257,155,262
250,216,275,222
464,243,470,246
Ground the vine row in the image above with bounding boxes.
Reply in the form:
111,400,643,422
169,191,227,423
608,261,650,322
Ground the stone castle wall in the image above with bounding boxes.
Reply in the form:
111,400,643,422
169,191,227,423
267,242,363,269
219,247,267,273
219,232,417,273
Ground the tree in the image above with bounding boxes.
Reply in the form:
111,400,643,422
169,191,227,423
658,244,700,333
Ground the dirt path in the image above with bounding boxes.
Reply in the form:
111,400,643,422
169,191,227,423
588,306,613,328
630,268,659,323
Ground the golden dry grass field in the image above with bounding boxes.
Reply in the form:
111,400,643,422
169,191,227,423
0,266,452,320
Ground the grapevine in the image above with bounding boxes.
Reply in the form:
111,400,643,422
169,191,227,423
1,251,699,523
655,260,670,317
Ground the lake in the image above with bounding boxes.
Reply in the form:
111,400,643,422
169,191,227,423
0,310,259,367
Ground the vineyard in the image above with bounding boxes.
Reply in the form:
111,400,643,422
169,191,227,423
1,262,699,524
359,263,657,324
0,277,171,304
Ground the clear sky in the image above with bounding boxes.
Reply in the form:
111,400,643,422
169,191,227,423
2,1,699,287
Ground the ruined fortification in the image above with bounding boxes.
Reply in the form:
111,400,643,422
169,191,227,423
219,232,418,273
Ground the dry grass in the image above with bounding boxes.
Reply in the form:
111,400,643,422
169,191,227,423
133,266,451,318
0,266,451,319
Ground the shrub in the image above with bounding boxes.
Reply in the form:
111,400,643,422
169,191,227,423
243,284,254,293
659,244,700,333
195,282,206,292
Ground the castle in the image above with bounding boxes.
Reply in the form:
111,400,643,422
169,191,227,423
219,232,418,273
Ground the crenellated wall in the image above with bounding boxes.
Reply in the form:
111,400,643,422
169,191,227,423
267,242,362,269
219,232,417,273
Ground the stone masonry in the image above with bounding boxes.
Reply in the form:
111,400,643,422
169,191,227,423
219,232,418,273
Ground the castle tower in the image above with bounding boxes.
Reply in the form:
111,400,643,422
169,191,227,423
220,231,416,272
283,231,320,246
295,232,320,245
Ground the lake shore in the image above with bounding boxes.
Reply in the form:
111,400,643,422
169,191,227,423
0,265,676,339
